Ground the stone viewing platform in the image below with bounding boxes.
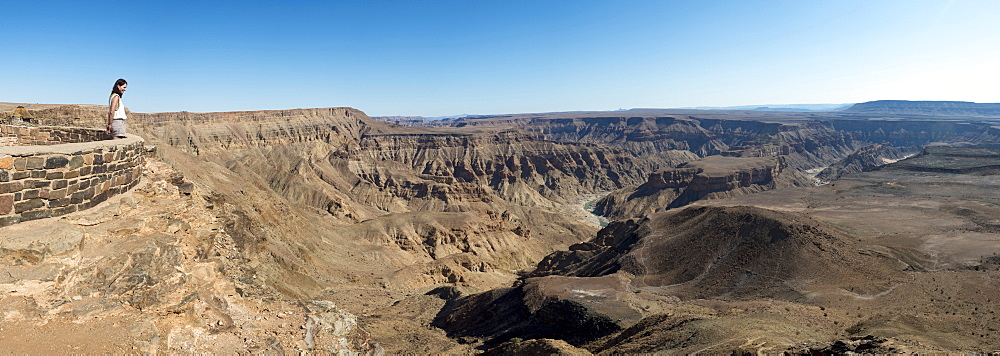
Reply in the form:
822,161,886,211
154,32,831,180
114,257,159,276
1,125,112,146
0,125,144,227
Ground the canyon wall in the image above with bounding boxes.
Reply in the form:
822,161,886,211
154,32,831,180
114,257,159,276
593,155,809,220
127,108,663,296
815,143,912,182
123,109,1000,295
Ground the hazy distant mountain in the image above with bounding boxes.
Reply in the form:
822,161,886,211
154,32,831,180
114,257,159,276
845,100,1000,116
379,100,1000,122
679,103,853,112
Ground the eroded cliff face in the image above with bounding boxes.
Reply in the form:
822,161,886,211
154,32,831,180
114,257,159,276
449,114,1000,170
132,108,371,154
127,108,664,297
816,143,912,182
349,132,679,208
826,119,999,149
451,116,758,157
121,108,1000,298
594,155,810,220
134,109,673,216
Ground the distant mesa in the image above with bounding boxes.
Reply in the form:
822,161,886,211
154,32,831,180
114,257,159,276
845,100,1000,116
677,103,852,112
889,143,1000,174
374,100,1000,123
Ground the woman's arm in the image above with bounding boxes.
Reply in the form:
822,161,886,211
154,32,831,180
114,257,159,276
107,94,119,132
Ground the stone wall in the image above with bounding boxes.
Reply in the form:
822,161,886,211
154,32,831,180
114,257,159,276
1,125,110,146
0,125,143,227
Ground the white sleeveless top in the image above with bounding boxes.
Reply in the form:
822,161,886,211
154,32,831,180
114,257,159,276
110,94,127,120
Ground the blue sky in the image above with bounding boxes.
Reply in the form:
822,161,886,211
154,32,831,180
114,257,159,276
3,0,999,116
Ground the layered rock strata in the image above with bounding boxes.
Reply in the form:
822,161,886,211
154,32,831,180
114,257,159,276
594,156,809,220
815,143,911,182
444,112,1000,170
128,108,635,293
132,107,370,154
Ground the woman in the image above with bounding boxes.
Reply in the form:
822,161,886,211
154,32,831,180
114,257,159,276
107,78,128,139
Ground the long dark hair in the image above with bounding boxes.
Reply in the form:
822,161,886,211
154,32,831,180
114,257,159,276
111,78,127,98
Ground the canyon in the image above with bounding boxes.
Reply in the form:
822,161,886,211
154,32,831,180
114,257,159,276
2,101,1000,353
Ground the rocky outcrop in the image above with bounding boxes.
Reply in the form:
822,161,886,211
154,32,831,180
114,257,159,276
348,131,685,208
0,158,380,354
451,112,1000,171
8,104,108,128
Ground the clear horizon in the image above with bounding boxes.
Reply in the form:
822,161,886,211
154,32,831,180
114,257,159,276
3,0,999,117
